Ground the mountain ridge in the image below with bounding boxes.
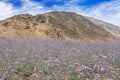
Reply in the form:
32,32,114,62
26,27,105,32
0,11,119,41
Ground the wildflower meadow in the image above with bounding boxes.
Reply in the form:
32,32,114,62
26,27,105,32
0,38,120,80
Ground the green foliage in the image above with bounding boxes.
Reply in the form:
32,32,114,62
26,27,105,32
69,71,79,80
23,72,32,77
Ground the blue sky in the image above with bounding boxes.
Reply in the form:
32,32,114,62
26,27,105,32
0,0,120,26
4,0,113,8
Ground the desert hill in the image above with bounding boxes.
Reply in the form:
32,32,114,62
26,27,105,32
0,11,119,41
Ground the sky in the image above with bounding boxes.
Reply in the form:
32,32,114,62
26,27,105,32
0,0,120,26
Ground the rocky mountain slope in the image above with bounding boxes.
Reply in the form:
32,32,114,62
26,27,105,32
0,11,119,41
86,17,120,38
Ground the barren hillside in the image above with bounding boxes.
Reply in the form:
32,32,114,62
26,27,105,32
0,11,119,41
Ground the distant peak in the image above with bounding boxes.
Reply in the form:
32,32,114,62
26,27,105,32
44,11,77,15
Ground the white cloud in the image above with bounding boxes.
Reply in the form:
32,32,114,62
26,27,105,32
15,0,43,15
0,1,14,20
83,0,120,26
0,0,44,20
0,0,120,27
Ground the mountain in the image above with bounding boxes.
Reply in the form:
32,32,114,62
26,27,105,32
86,17,120,38
0,11,119,41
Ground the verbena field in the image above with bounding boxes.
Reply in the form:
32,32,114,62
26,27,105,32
0,39,120,80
